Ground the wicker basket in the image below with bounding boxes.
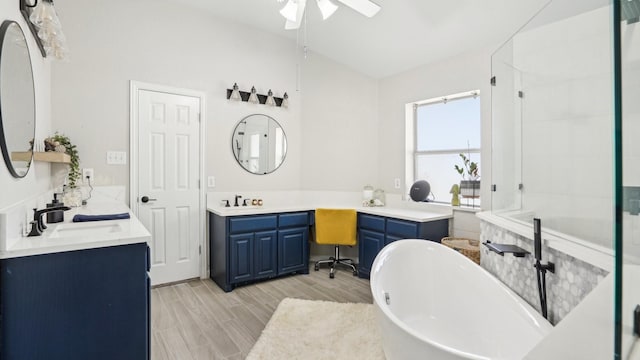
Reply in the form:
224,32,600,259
441,237,480,265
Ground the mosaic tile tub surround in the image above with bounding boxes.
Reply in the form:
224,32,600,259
480,221,609,325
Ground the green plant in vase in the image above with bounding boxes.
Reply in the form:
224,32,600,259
454,153,480,198
50,133,80,188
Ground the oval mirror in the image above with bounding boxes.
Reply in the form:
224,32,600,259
0,20,36,178
232,114,287,175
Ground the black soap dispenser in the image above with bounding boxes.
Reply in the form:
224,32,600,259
46,193,65,223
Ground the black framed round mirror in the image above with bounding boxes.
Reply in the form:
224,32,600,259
0,20,36,178
232,114,287,175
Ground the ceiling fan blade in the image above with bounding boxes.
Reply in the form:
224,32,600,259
336,0,380,17
284,0,307,30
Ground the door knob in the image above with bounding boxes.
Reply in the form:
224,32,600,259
140,196,157,203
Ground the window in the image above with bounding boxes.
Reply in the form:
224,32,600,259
410,91,481,204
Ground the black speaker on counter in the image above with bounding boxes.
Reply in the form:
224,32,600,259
409,180,431,202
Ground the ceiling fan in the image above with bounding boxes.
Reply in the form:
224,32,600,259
278,0,381,29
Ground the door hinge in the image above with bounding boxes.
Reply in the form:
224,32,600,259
198,113,201,122
491,184,497,192
518,91,524,98
490,76,496,86
197,179,200,189
199,245,201,255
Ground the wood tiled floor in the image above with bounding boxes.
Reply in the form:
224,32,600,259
151,265,373,360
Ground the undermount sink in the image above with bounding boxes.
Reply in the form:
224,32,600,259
48,222,124,238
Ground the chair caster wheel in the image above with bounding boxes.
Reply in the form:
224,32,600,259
353,270,358,276
314,265,319,271
329,272,335,279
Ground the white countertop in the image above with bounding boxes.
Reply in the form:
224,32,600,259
0,200,151,259
207,203,452,223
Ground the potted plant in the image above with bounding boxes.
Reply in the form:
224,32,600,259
454,153,480,198
45,133,84,206
47,133,80,188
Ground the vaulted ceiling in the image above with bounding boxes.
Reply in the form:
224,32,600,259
171,0,608,78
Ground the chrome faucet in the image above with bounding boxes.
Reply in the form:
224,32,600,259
28,206,72,237
234,195,242,207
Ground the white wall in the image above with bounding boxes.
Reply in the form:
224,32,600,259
0,2,52,209
51,0,302,202
451,209,481,240
50,0,382,201
377,47,494,209
300,52,379,191
514,7,613,247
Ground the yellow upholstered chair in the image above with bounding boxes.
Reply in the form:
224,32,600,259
314,208,358,278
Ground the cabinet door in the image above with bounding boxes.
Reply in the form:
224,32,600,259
358,229,385,278
229,233,254,283
386,218,419,238
385,233,405,246
0,244,148,360
254,230,278,279
278,227,309,274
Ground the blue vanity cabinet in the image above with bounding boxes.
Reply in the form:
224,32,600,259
357,214,386,278
385,218,421,245
277,212,309,274
357,228,385,278
229,232,254,282
229,230,278,283
210,211,310,292
0,243,150,360
226,215,278,287
357,213,449,279
254,230,279,279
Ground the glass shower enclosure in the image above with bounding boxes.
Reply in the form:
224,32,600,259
491,0,639,357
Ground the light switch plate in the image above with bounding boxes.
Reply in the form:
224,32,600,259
106,151,127,165
208,176,216,188
394,178,401,189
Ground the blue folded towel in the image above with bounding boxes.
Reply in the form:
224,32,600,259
72,213,131,222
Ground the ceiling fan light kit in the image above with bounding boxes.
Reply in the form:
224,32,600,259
279,0,299,22
317,0,339,20
278,0,380,29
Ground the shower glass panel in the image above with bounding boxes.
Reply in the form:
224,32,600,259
619,0,640,357
491,0,614,251
491,0,638,356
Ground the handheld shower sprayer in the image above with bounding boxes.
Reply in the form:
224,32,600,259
533,218,555,320
534,218,542,261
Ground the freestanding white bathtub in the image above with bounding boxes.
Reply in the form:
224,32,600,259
371,239,552,360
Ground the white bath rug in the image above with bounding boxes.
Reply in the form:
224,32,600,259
246,298,385,360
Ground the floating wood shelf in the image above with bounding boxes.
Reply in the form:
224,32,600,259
11,151,71,164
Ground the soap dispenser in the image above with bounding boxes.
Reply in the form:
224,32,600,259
46,193,65,223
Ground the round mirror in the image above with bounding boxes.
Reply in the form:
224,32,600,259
232,114,287,175
0,21,36,178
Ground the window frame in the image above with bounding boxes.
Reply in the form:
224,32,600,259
411,90,481,203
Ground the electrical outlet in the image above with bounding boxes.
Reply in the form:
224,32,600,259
82,168,94,183
394,178,401,189
106,151,127,165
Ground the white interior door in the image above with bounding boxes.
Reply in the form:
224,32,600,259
134,88,201,285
